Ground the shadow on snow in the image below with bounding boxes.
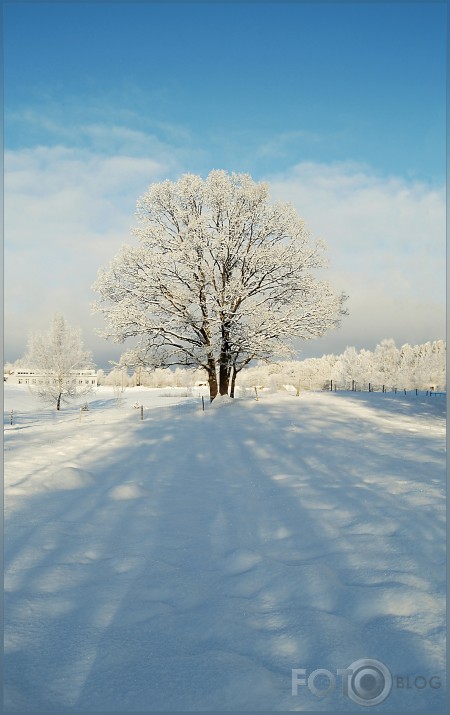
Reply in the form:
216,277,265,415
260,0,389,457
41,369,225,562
4,394,446,712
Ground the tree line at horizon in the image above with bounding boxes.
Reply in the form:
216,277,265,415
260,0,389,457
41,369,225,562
4,332,446,403
94,338,446,392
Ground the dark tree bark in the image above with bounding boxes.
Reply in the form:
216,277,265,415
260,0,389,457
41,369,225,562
229,366,238,398
207,356,219,401
219,362,230,396
218,326,231,396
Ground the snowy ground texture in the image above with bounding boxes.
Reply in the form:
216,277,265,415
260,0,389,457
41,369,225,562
4,385,446,712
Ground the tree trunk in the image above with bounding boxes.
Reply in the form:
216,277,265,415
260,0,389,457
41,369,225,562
208,372,218,401
56,393,62,411
206,356,218,401
230,366,237,398
218,326,231,396
219,362,230,396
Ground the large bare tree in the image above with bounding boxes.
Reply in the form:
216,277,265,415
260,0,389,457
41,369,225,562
93,170,347,400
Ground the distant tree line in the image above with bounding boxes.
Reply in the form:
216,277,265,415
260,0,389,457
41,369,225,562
96,366,207,389
91,338,445,393
236,339,446,392
6,337,445,394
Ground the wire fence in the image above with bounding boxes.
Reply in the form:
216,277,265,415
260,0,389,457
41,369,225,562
325,380,446,396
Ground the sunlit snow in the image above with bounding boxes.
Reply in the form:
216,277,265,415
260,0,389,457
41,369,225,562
4,385,446,711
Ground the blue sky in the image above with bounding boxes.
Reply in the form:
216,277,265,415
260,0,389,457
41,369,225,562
4,1,446,368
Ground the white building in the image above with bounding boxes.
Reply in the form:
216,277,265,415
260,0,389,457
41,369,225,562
4,368,97,387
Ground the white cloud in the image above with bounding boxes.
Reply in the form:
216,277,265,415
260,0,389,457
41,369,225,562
7,103,199,163
264,162,445,355
4,152,446,366
4,145,177,364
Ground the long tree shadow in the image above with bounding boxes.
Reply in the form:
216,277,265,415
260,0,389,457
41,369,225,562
4,395,446,712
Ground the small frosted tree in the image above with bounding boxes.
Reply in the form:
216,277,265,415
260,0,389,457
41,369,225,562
93,170,347,401
24,313,94,410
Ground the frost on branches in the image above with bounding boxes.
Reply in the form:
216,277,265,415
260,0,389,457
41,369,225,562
24,313,94,410
93,171,347,400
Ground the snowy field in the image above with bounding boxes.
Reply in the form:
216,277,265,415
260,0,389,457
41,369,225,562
3,385,446,712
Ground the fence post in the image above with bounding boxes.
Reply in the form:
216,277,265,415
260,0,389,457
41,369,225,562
10,409,13,425
140,405,144,420
330,379,333,391
201,396,205,411
254,386,259,401
368,383,371,393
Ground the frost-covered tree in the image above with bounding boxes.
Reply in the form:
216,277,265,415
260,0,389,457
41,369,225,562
24,313,94,410
236,339,446,393
416,340,446,390
372,339,401,387
397,343,420,389
3,361,15,377
93,170,347,401
338,346,365,388
101,367,131,389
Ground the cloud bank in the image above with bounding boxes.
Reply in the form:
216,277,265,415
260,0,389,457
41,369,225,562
4,143,173,364
265,162,445,356
4,148,445,366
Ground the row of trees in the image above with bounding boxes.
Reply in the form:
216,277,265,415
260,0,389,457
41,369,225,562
5,317,445,410
97,366,206,388
237,339,446,392
95,338,445,393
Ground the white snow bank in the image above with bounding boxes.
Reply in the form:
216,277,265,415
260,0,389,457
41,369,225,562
43,466,95,490
209,394,235,408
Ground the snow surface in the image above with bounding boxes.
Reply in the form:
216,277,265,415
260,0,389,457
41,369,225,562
4,385,446,711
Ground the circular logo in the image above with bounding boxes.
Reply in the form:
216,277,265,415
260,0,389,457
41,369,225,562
346,659,392,706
